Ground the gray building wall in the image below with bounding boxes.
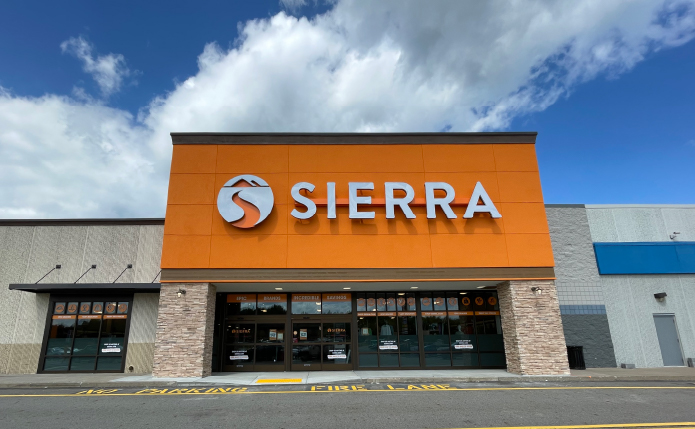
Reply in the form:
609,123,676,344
545,205,617,368
586,205,695,367
0,222,163,374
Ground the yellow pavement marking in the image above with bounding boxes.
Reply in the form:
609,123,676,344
255,379,303,383
441,424,695,429
1,385,695,398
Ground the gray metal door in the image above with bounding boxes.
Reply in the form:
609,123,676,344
653,314,684,366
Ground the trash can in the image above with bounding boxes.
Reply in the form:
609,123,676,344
567,346,586,370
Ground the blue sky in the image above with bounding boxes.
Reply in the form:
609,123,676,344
0,0,694,218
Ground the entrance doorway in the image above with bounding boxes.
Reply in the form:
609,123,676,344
291,318,352,371
653,314,684,366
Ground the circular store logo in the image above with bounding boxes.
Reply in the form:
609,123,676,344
217,175,274,229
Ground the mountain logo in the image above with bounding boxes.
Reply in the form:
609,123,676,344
217,175,274,228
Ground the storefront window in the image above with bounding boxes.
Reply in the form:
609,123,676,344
322,293,351,314
357,316,377,352
227,294,257,315
257,324,284,343
323,345,351,365
226,323,255,343
422,314,448,351
257,294,287,315
42,297,130,373
323,322,350,343
398,315,419,351
292,323,321,342
291,294,322,314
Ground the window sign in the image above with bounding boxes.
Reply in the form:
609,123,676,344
291,294,321,315
257,294,287,315
227,294,257,315
66,302,79,314
105,302,117,314
79,302,91,314
322,293,351,314
92,303,103,314
54,302,66,314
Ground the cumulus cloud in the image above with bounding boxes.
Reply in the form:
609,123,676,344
1,0,695,218
60,36,131,97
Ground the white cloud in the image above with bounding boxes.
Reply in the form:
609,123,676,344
60,36,131,97
1,0,695,218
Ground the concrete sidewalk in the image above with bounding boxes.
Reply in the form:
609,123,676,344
1,367,694,389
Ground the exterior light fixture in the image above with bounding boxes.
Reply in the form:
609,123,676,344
459,292,468,295
274,287,283,290
654,292,667,302
531,287,542,295
476,286,486,289
343,287,351,290
669,232,680,240
410,286,418,289
397,293,405,296
177,289,186,298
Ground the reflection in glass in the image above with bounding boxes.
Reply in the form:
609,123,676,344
226,324,255,343
70,356,96,371
44,357,70,371
256,345,285,364
379,354,399,367
96,356,122,371
99,319,126,355
291,301,322,315
73,318,101,355
359,354,378,368
46,318,76,355
357,317,377,352
292,345,321,364
422,315,448,352
480,353,506,367
257,300,287,315
257,324,284,343
398,316,419,351
292,323,321,342
323,322,350,342
399,353,420,367
322,299,351,315
227,300,256,316
452,353,478,367
425,353,452,367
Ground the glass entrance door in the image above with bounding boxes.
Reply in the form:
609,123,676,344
291,319,352,371
222,320,286,371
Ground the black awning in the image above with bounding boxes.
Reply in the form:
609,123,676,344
9,283,161,293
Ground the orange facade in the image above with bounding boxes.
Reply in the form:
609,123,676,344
161,138,554,274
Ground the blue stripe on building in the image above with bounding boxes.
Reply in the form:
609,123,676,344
593,242,695,275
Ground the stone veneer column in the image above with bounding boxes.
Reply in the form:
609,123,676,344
152,283,216,378
497,280,570,375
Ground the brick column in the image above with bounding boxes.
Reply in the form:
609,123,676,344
497,280,570,375
152,283,216,378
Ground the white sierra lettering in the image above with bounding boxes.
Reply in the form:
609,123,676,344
291,182,501,220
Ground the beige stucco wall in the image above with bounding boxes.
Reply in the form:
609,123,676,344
0,223,163,374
